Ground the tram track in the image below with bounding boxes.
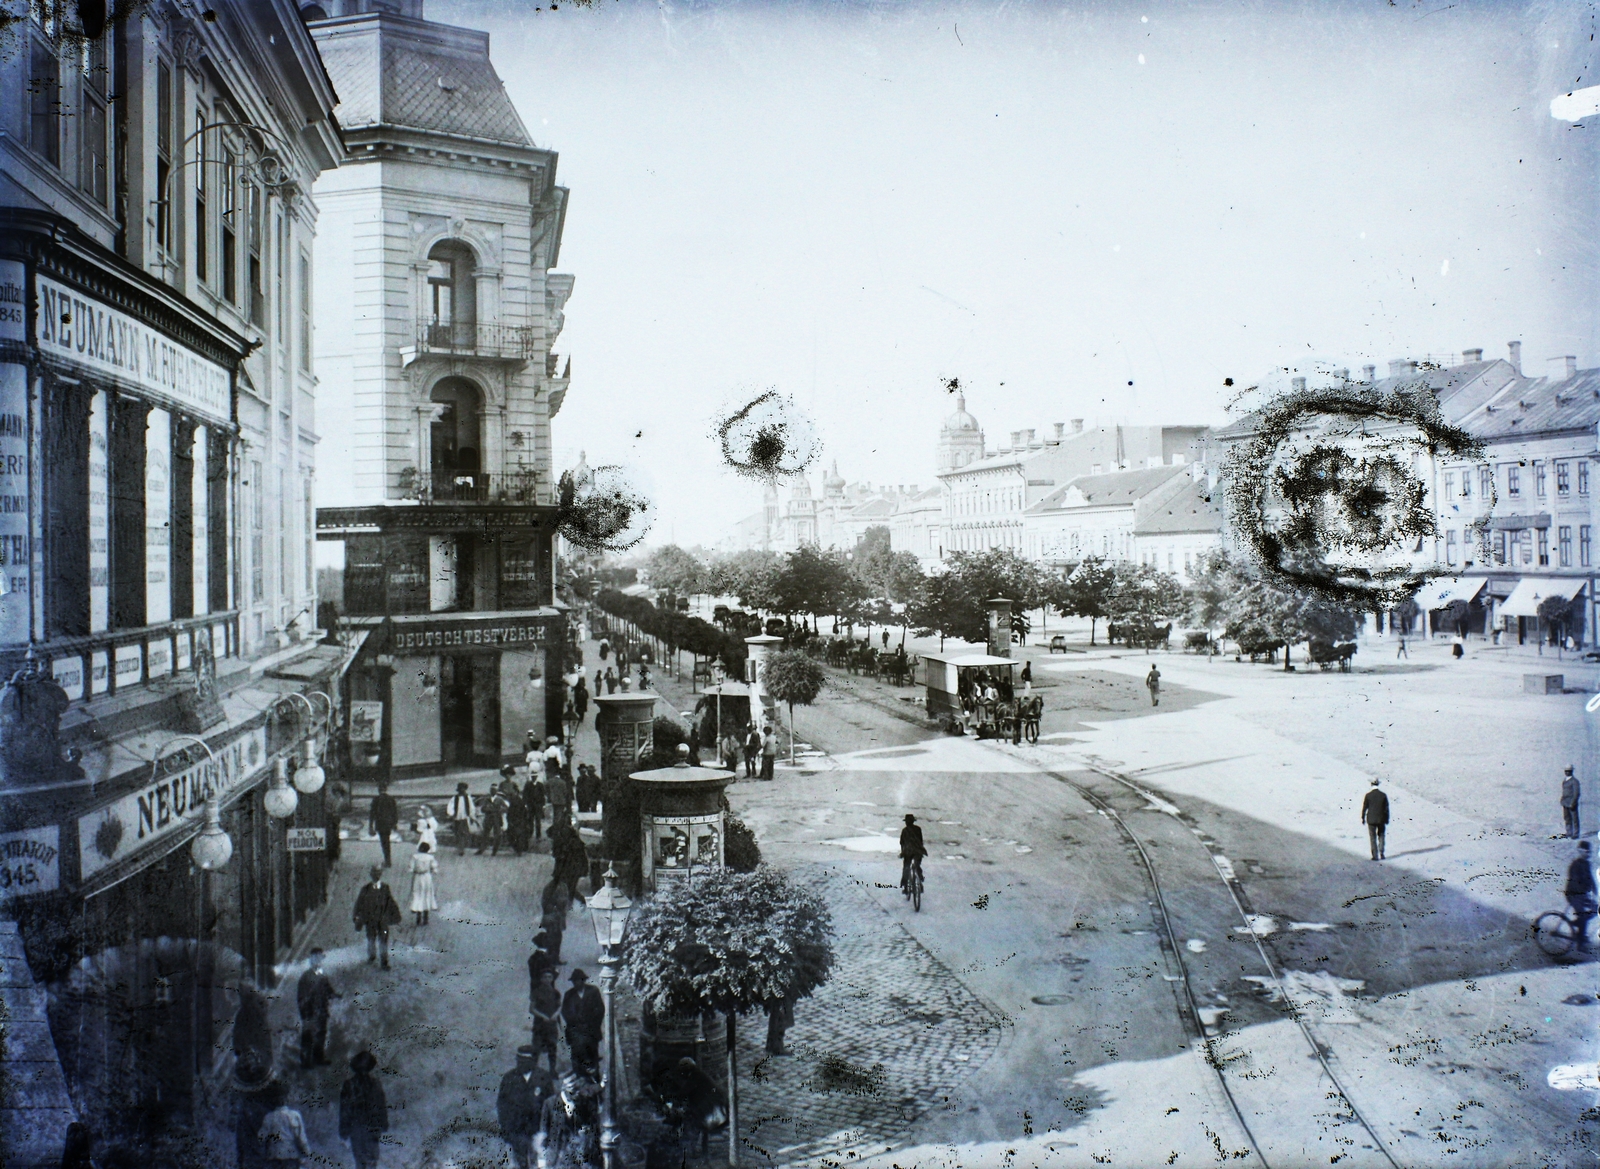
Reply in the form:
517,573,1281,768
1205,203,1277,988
1034,751,1403,1169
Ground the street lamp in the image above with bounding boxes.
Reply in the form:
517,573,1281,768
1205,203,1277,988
585,865,634,1169
293,737,326,795
192,798,233,871
264,756,299,819
564,704,581,751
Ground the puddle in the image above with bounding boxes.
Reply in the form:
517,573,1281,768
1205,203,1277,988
939,820,962,825
823,836,899,852
1246,970,1366,1024
847,801,878,807
1289,922,1334,932
944,854,967,861
1185,939,1207,953
1015,845,1033,854
1548,1063,1600,1090
1032,994,1073,1006
1562,994,1595,1006
1232,914,1276,937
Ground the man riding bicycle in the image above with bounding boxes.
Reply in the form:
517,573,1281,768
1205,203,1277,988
900,814,927,896
1566,839,1596,952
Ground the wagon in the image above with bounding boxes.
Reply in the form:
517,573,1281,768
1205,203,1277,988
1048,634,1069,653
922,653,1019,738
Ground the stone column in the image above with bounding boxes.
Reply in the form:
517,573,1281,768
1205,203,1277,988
744,634,784,725
594,692,656,870
986,596,1013,658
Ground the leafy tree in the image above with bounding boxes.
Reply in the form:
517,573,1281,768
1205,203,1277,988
1056,555,1116,645
708,549,782,613
646,545,707,600
852,527,925,645
625,867,834,1161
1538,594,1573,650
1105,563,1188,644
1184,548,1236,630
1221,563,1362,671
761,647,826,762
908,569,981,648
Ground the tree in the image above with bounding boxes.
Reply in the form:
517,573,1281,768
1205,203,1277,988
625,867,834,1166
852,527,925,645
1185,548,1236,630
1538,594,1572,653
708,549,781,613
1105,563,1188,645
1056,556,1116,645
646,544,707,601
908,569,981,648
1220,562,1362,671
762,647,826,762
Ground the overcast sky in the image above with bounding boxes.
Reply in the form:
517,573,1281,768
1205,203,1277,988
436,0,1597,550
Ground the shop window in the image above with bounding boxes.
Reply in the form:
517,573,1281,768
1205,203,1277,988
1534,461,1546,498
1537,528,1549,567
1445,530,1457,566
1507,464,1520,496
1492,530,1506,564
1559,525,1573,567
29,39,60,167
1520,529,1533,566
1556,461,1570,496
1582,525,1592,568
80,33,109,204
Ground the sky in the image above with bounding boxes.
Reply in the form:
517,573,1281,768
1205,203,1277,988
435,0,1599,550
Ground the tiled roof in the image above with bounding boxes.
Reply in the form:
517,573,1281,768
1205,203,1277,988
1466,369,1600,441
1028,464,1186,513
1134,478,1222,535
315,18,532,147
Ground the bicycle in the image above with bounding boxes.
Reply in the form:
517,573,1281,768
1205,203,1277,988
902,858,924,912
1533,901,1596,959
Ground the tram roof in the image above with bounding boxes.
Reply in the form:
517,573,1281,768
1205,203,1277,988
920,653,1018,669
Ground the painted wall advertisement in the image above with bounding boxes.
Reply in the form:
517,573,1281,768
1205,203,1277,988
77,726,269,880
348,700,384,743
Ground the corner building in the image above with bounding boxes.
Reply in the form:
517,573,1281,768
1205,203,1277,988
310,0,574,775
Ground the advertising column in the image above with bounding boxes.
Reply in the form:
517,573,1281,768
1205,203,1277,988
0,260,29,647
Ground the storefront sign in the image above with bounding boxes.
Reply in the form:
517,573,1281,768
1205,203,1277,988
286,827,326,852
0,362,30,645
77,726,269,879
34,276,231,426
349,700,384,743
390,619,556,653
0,827,60,897
0,261,24,342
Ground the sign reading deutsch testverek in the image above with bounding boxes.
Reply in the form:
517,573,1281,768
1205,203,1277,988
389,617,556,652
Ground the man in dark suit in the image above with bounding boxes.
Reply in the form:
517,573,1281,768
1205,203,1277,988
561,969,605,1076
1561,765,1582,840
1361,778,1390,861
529,968,562,1074
353,866,402,968
339,1051,387,1169
899,813,927,895
369,783,400,868
497,1045,553,1169
295,948,339,1067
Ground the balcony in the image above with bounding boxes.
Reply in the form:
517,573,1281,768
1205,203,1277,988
396,469,542,505
408,321,537,362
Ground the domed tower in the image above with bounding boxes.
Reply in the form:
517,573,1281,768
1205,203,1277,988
823,460,847,501
937,393,985,474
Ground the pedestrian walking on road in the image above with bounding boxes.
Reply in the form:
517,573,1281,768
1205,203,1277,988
1396,635,1409,659
413,805,440,853
603,667,617,694
529,969,563,1074
536,1074,600,1169
743,725,761,778
1451,635,1465,660
1020,659,1032,686
499,1045,555,1169
504,775,531,854
1561,765,1582,839
598,638,609,660
296,948,339,1067
409,842,439,925
370,783,399,868
760,724,777,780
593,668,604,700
1565,840,1596,952
353,866,402,968
540,884,567,961
481,786,509,855
572,675,589,724
1361,778,1390,861
257,1083,313,1168
338,1051,388,1169
1145,665,1161,707
551,825,589,907
447,783,475,856
528,776,547,842
561,969,605,1077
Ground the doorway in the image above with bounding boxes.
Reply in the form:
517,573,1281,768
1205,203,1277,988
439,654,501,767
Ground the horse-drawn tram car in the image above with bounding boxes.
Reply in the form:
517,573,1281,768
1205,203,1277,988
920,652,1041,742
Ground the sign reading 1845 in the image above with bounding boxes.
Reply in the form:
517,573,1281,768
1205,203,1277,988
0,827,61,897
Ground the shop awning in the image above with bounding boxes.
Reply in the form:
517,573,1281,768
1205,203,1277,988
1411,576,1486,611
1498,576,1588,619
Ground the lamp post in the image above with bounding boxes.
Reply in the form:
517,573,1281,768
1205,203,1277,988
564,703,581,752
585,865,633,1169
264,756,299,819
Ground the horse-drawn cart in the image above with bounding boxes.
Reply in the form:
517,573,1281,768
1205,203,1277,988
922,653,1024,738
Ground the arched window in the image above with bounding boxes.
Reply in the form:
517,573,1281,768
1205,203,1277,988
430,378,482,499
426,241,476,346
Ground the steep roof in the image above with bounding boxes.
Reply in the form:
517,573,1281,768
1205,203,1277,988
1028,464,1186,513
311,14,533,147
1134,477,1222,536
1462,368,1600,442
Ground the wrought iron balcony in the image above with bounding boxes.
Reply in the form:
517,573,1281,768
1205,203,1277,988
413,320,538,360
396,469,543,505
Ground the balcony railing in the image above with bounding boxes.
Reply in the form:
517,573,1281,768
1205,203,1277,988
398,470,543,504
1,612,243,708
415,320,538,360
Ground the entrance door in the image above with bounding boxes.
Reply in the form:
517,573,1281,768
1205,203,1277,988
440,656,475,767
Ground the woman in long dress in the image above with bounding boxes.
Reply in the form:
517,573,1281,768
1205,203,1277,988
414,806,440,853
409,841,439,926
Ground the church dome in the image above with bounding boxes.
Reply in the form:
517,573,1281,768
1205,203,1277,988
789,475,813,500
824,460,846,490
941,394,981,434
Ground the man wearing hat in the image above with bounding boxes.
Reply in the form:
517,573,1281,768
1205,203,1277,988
561,968,605,1077
295,948,339,1067
447,782,476,856
536,1074,599,1169
338,1051,388,1169
1566,839,1597,953
498,1044,555,1169
529,967,563,1073
352,866,402,969
1561,765,1582,839
369,783,400,868
1361,778,1390,861
899,814,927,898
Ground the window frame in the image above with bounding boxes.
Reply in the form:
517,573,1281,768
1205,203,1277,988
1559,525,1573,567
1582,525,1593,568
80,33,110,204
1507,464,1520,496
29,38,62,167
1534,461,1547,498
1556,460,1570,497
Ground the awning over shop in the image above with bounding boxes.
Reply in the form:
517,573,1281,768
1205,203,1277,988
1490,513,1552,530
1411,576,1486,611
1498,576,1588,619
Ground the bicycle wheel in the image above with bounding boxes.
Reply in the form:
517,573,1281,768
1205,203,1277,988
1534,911,1577,958
912,875,922,912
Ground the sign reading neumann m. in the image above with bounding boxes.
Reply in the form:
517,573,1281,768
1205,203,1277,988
35,275,231,426
77,726,269,880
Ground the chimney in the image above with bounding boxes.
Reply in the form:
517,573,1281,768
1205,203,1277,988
1009,430,1022,448
1025,428,1037,446
1291,377,1306,392
1463,348,1483,364
1072,418,1085,433
1337,368,1350,381
1362,364,1376,382
1558,355,1578,380
1388,359,1408,379
1091,464,1103,475
1170,452,1184,466
1407,360,1419,375
1053,422,1065,440
1508,340,1522,374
